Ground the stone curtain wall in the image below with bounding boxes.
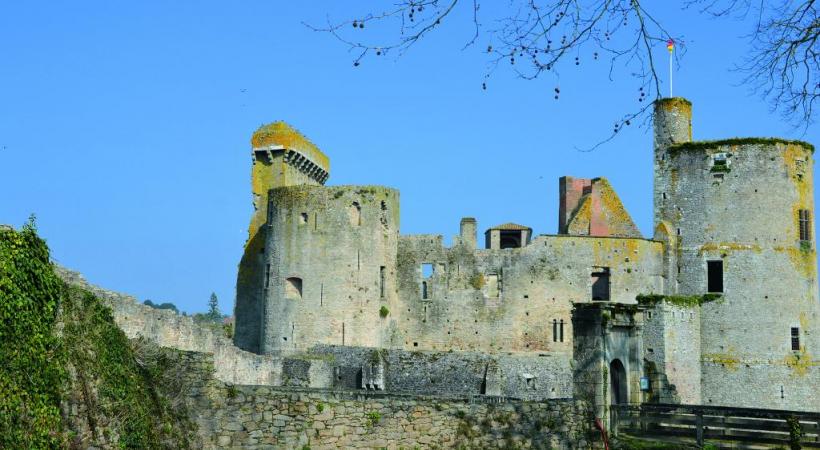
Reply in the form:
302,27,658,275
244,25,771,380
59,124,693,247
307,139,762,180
177,351,595,450
55,266,283,386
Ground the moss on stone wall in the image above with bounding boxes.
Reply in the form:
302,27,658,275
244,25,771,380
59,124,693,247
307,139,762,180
636,293,722,308
669,138,814,154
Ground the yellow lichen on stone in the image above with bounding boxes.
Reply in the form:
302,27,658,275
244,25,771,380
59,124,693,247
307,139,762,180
596,178,639,236
567,196,591,235
702,351,740,371
697,242,762,255
775,246,816,278
783,348,815,376
656,97,692,114
251,121,329,170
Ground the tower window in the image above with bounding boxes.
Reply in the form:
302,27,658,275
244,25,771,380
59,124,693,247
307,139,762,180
348,202,361,226
379,266,386,298
791,327,800,351
707,260,723,293
422,281,429,299
591,267,611,301
799,209,811,242
553,319,558,342
421,263,434,279
285,277,303,300
299,212,308,225
486,274,500,298
265,264,271,288
559,319,565,342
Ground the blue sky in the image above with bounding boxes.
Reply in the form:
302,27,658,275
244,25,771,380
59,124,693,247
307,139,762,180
1,2,816,314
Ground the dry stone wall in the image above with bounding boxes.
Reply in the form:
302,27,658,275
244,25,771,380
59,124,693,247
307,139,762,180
177,350,595,450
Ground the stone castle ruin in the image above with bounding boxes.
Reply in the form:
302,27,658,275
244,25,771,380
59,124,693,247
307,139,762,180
233,98,819,413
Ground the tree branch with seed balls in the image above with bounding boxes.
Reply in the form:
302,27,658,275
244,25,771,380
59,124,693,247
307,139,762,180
306,0,685,149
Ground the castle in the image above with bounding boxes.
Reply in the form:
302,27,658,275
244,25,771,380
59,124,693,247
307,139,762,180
233,98,819,413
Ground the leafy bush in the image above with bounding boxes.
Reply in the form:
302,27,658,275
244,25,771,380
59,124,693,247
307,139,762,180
0,217,66,448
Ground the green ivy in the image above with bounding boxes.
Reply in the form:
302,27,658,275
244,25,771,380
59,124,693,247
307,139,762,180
0,217,66,449
0,219,193,449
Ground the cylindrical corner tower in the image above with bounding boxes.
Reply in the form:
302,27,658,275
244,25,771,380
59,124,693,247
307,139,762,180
654,99,819,410
234,122,330,353
261,185,400,354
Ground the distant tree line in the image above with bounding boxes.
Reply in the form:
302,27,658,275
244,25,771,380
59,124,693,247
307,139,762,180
142,292,233,338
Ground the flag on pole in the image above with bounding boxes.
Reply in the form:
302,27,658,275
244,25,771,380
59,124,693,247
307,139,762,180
667,38,674,97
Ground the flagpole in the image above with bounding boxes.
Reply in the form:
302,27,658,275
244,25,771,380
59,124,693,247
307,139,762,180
669,46,673,97
667,38,674,98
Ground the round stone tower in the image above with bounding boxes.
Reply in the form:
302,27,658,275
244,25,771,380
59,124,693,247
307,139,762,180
653,98,820,410
261,185,400,354
234,122,330,353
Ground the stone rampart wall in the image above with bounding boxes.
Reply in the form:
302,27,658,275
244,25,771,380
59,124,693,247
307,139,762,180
55,266,282,386
176,350,595,449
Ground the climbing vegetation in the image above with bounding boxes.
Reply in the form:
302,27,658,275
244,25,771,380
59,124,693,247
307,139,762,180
0,219,194,449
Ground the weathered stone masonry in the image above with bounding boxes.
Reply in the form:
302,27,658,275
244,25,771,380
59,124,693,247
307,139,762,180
235,99,819,413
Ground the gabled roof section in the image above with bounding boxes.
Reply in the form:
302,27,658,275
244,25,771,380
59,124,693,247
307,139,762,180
563,177,641,238
486,223,532,231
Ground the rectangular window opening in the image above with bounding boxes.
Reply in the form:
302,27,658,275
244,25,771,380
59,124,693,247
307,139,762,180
707,260,723,293
591,267,611,301
421,263,434,279
486,274,500,298
379,266,386,299
264,264,271,288
559,319,565,343
791,327,800,351
799,209,812,242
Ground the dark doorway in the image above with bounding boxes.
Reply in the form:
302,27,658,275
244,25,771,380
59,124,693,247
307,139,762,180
707,260,723,293
592,268,611,301
499,230,522,249
610,359,627,405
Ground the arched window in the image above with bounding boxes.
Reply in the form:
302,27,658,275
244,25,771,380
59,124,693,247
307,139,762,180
348,202,361,226
285,277,302,300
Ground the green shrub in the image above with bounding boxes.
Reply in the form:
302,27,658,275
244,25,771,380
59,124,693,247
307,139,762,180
379,306,389,318
0,217,66,449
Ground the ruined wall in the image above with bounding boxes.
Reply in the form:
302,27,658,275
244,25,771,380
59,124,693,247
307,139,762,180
261,184,400,354
392,233,664,355
298,345,572,400
56,267,282,386
178,351,595,450
641,300,701,404
654,98,820,411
